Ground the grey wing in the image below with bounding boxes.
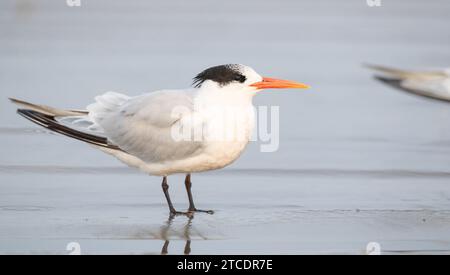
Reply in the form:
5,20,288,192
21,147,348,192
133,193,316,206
95,90,204,163
365,64,447,79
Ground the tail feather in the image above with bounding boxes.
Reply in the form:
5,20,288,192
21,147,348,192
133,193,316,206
9,98,88,117
16,109,121,150
10,93,129,150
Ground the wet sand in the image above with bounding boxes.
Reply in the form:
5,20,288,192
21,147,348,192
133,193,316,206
1,130,450,254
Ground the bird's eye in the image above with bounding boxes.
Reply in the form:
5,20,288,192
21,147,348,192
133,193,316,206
234,74,246,83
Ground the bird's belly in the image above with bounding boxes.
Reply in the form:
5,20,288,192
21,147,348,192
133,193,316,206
140,140,249,176
157,117,253,174
200,140,249,170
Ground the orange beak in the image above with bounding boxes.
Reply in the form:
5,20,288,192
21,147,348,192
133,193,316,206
250,77,310,90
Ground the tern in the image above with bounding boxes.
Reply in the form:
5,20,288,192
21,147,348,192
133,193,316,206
10,64,309,215
366,64,450,102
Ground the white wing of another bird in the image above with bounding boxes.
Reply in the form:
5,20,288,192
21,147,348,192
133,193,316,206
366,64,450,102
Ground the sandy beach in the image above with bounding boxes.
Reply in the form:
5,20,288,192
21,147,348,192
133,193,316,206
1,0,450,254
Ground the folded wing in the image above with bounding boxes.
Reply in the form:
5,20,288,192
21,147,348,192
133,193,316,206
89,90,204,164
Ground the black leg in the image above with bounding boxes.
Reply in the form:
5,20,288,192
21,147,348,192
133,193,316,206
161,176,175,213
162,176,190,216
185,174,196,211
184,174,214,214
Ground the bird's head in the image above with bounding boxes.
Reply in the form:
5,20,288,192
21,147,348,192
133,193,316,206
193,64,309,94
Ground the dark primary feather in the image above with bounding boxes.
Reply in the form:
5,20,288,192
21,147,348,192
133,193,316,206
16,109,122,150
193,64,247,88
374,76,450,103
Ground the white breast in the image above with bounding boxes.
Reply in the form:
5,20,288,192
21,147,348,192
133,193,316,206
200,105,255,169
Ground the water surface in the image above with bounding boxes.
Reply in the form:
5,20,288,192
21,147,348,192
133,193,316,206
1,0,450,254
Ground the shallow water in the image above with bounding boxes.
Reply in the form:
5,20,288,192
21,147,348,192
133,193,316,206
1,0,450,254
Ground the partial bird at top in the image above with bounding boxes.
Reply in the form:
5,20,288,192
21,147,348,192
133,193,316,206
9,64,310,216
366,64,450,102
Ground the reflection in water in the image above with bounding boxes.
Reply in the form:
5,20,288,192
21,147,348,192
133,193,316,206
160,214,194,255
